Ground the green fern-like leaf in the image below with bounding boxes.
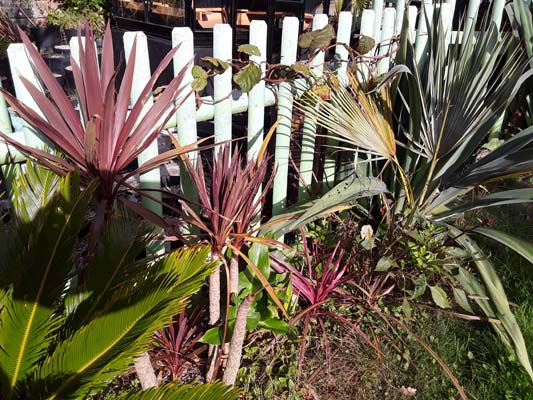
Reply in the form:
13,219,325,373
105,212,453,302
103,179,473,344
116,381,241,400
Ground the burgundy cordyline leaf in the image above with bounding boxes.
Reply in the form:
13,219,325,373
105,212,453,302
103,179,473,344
270,235,347,307
183,144,273,253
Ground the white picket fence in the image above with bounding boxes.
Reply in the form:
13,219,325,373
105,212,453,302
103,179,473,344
0,0,507,219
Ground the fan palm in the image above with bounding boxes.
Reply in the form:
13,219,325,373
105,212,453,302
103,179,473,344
0,163,238,399
283,11,533,383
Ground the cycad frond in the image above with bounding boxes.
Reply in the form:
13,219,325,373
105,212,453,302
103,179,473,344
0,171,96,399
26,247,214,399
9,160,61,222
117,381,241,400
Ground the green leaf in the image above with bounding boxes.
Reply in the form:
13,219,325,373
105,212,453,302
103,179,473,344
237,44,261,56
298,24,335,53
375,256,397,272
357,35,375,54
410,274,427,300
264,177,386,236
429,285,450,309
33,247,215,398
201,56,230,73
0,171,97,397
450,227,533,382
200,327,224,345
192,65,208,91
233,63,262,93
259,318,289,334
452,287,474,314
291,63,311,77
474,227,533,265
117,381,241,400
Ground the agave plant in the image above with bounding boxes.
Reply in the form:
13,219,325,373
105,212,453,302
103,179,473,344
278,12,533,385
0,163,239,399
0,24,198,225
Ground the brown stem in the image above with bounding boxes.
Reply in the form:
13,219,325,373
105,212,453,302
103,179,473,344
222,294,254,385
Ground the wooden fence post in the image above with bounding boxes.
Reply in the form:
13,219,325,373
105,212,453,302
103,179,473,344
123,32,164,253
247,20,268,161
213,24,233,150
272,16,299,220
299,14,328,200
7,43,44,148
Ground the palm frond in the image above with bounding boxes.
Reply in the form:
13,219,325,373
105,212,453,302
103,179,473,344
116,381,241,400
297,72,397,162
0,170,97,399
26,247,214,399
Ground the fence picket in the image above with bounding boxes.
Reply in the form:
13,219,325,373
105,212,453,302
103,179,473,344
333,11,354,183
0,77,11,135
394,0,406,36
300,14,328,201
415,3,434,66
272,16,299,218
172,27,198,225
464,0,481,40
7,43,44,148
247,20,268,161
213,24,233,149
373,0,384,39
409,6,418,42
358,9,375,81
378,8,396,74
123,32,162,218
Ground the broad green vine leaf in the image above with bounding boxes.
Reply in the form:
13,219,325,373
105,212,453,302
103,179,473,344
292,63,311,77
237,44,261,56
233,63,262,93
312,83,331,100
201,56,230,73
298,24,335,53
192,65,208,91
357,35,375,54
430,285,450,309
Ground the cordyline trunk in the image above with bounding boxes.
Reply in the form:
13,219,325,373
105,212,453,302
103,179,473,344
206,254,221,382
229,251,239,296
134,351,159,390
223,294,254,385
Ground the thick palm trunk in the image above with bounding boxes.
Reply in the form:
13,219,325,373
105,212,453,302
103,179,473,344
206,256,221,381
134,351,158,390
223,294,254,385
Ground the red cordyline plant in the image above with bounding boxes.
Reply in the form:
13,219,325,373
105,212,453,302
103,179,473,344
0,23,198,223
151,306,207,382
271,228,381,382
176,137,289,383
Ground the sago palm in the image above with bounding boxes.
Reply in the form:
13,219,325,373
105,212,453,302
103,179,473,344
0,163,239,399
